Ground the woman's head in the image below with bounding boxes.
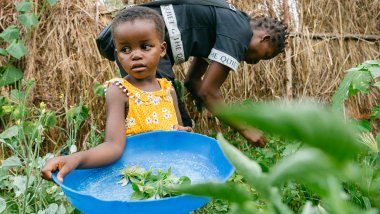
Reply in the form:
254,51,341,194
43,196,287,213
244,17,288,64
111,6,167,80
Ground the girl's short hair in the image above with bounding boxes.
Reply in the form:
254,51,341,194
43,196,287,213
112,6,165,42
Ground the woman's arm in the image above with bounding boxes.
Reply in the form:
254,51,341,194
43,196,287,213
170,85,193,132
185,59,266,147
170,86,183,126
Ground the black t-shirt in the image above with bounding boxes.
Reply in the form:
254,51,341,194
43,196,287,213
149,4,252,71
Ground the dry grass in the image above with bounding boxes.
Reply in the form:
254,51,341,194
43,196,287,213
1,0,379,147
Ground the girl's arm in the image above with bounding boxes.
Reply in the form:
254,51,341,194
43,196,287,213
77,84,127,167
41,84,128,182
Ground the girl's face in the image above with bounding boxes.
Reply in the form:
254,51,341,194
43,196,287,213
113,19,166,80
244,29,276,64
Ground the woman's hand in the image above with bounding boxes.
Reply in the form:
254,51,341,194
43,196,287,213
41,154,81,183
174,124,193,132
238,127,267,148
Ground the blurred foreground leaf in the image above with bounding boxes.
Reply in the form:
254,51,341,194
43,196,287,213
216,100,363,162
173,183,251,204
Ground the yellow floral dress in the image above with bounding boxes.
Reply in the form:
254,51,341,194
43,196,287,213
105,78,178,136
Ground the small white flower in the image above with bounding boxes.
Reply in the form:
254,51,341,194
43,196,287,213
153,98,160,105
152,112,157,117
164,113,172,119
135,99,142,106
129,118,136,125
153,118,159,124
135,92,141,98
162,108,168,113
146,117,152,124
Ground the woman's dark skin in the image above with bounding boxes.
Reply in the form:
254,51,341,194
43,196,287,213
185,29,275,147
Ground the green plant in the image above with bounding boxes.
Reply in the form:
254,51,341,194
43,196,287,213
119,165,191,200
0,0,57,87
173,100,379,214
0,79,74,213
332,60,380,111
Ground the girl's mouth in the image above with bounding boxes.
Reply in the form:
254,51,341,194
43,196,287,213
131,64,146,72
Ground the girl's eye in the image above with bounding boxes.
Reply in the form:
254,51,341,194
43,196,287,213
142,44,152,51
120,47,131,54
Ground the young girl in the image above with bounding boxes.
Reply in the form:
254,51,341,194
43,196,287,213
41,6,192,182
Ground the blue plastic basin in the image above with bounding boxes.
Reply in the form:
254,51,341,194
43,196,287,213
52,131,234,214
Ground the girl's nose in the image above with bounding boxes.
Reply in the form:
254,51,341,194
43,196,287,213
131,50,142,60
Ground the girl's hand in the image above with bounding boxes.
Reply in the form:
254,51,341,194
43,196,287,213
41,154,81,183
174,125,193,132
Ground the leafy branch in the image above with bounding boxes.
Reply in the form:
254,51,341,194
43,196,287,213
0,0,57,87
118,165,191,200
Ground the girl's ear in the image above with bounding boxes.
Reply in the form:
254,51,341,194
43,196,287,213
160,41,167,57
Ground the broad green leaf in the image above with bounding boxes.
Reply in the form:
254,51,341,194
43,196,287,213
65,105,89,125
93,82,105,97
6,40,27,59
351,70,372,93
10,89,26,103
347,64,364,72
11,105,29,120
57,204,66,214
172,182,251,204
369,66,380,79
269,148,334,194
0,126,19,139
229,202,260,214
217,133,270,197
373,82,380,89
2,156,21,168
47,0,58,6
355,119,372,132
44,203,58,214
0,48,7,56
0,25,20,42
365,60,380,65
216,100,363,162
331,70,358,111
42,111,57,128
24,79,36,89
321,177,349,214
300,201,328,214
281,142,301,157
372,106,380,119
11,176,27,197
268,188,294,214
0,65,23,87
0,197,5,213
18,13,39,29
130,190,144,200
15,2,33,12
